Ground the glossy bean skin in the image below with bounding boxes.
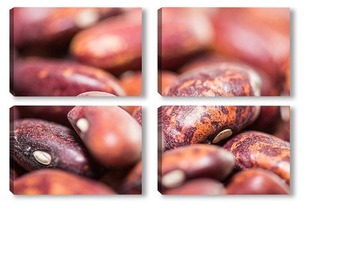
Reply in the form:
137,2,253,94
67,106,142,169
11,119,98,178
159,144,234,190
11,58,125,96
12,169,115,195
226,168,290,194
160,105,260,151
70,9,142,74
223,131,290,184
159,8,213,70
165,63,260,97
163,178,225,195
11,8,122,50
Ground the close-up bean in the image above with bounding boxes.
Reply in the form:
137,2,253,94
159,144,235,191
67,105,142,169
160,105,260,151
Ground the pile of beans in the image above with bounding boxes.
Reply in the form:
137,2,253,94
9,8,143,195
158,8,290,96
158,8,290,195
10,104,142,195
10,7,142,97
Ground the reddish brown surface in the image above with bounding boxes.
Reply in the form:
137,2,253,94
160,105,260,151
159,8,213,70
179,55,280,96
211,8,290,83
116,161,142,194
11,58,125,96
120,71,142,96
70,9,142,74
163,178,225,195
15,106,74,126
12,169,115,195
132,106,142,126
11,119,98,178
11,8,122,49
160,144,235,187
165,63,259,97
10,106,20,121
223,131,290,184
248,106,280,133
226,168,289,194
67,106,142,169
282,57,291,95
158,70,177,95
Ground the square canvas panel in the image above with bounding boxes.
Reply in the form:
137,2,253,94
158,8,290,97
158,105,290,195
10,7,142,97
10,105,142,195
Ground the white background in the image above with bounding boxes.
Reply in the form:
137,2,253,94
1,0,350,254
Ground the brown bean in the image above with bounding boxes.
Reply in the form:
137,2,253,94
160,144,234,189
159,8,213,70
160,105,260,151
15,106,74,126
11,58,125,96
11,8,122,50
11,119,98,178
70,9,142,74
226,168,290,194
165,63,260,97
12,169,115,195
223,131,290,184
67,106,142,169
163,178,225,195
211,8,290,82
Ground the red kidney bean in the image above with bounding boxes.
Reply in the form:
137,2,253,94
160,105,260,151
164,63,260,97
11,8,122,51
159,8,213,70
225,168,290,194
163,178,225,195
11,58,125,96
160,144,234,189
70,9,142,74
11,119,99,178
67,106,142,169
12,169,115,195
211,8,290,83
223,131,290,184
